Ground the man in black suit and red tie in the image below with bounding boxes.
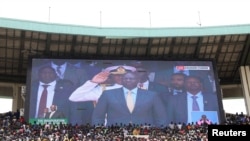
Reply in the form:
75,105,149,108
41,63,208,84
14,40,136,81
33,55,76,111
28,66,75,123
166,75,219,124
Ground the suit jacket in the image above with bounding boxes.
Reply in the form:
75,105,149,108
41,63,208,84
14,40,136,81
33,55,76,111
45,110,65,119
60,63,88,87
148,81,169,95
29,79,74,121
147,81,174,112
92,88,168,127
55,63,95,125
167,92,219,124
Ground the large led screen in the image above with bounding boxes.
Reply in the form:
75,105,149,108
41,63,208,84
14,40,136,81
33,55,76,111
25,58,224,127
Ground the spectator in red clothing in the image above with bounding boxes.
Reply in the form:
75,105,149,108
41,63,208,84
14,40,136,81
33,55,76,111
19,116,25,124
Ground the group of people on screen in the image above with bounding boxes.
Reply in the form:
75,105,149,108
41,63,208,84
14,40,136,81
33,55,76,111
28,59,220,127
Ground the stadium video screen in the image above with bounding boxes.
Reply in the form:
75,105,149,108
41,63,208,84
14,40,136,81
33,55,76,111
25,58,224,127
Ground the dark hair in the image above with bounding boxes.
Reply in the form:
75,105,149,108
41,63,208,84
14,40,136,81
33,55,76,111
171,72,188,78
38,65,55,74
185,75,204,84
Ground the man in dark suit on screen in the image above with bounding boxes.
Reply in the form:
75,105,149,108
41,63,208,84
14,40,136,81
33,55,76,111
167,75,219,124
130,61,171,106
29,66,75,123
50,60,88,86
50,59,95,125
133,62,169,94
45,104,65,119
92,71,168,127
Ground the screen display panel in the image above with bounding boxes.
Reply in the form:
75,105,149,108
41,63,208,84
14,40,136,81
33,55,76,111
25,58,224,127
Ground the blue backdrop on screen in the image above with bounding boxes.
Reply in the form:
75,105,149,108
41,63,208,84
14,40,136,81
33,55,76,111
24,58,224,127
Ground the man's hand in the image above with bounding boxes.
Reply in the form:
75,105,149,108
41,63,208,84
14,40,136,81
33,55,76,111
91,71,110,83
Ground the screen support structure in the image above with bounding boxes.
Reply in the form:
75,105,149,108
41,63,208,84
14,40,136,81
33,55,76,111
21,86,26,102
239,66,250,115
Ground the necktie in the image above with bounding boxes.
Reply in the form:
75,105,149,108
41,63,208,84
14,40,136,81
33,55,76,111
126,91,134,113
38,85,49,118
192,96,200,111
56,66,62,78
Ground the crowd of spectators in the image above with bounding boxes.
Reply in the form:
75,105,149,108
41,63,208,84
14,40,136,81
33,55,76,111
0,111,249,141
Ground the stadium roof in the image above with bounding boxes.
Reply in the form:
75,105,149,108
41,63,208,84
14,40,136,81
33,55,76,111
0,17,250,85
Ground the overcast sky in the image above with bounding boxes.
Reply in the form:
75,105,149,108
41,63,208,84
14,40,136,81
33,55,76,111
1,0,250,27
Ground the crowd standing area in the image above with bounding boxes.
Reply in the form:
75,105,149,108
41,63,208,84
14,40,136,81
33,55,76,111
0,111,249,141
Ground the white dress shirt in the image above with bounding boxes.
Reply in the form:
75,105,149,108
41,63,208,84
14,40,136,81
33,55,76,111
49,111,56,118
138,80,149,90
35,80,56,118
